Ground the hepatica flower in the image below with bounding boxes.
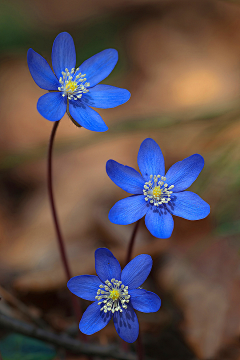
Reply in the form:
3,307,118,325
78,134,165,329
67,248,161,343
27,32,130,131
106,138,210,238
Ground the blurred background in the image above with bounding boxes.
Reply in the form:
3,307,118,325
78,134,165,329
0,0,240,359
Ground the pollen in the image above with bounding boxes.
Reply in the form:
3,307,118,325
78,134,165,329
110,289,120,300
95,279,130,314
65,80,77,92
143,175,174,207
152,186,161,198
58,67,90,101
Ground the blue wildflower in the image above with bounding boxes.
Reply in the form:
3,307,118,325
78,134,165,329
27,32,131,131
67,248,161,343
106,138,210,238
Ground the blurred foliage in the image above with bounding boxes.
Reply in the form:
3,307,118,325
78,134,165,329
0,334,56,360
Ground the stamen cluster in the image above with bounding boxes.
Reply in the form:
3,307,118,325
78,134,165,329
143,175,174,206
58,67,90,100
95,279,130,313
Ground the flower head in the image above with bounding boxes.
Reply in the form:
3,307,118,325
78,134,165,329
27,32,131,131
67,248,161,343
106,138,210,238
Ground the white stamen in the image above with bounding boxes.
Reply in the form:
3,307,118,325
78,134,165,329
58,67,90,100
96,278,130,314
143,174,174,207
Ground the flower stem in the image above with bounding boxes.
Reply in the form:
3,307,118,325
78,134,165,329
125,219,141,266
47,120,82,324
124,220,144,360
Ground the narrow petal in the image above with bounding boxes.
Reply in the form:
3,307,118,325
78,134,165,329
79,49,118,87
137,138,165,181
82,85,131,109
113,305,139,343
167,191,210,220
67,275,102,301
27,49,59,90
121,254,152,290
37,92,67,121
69,101,108,132
145,206,174,238
95,248,122,283
108,195,147,225
129,289,161,313
165,154,204,192
79,302,112,335
52,32,76,79
106,160,145,195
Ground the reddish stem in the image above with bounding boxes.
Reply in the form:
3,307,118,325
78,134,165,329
125,220,141,266
47,120,82,325
124,219,144,360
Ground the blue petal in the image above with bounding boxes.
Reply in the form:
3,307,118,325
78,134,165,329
67,275,102,301
108,195,147,225
121,254,152,290
129,289,161,313
52,32,76,80
68,101,108,132
145,206,174,238
113,304,139,343
137,138,165,181
165,154,204,192
37,92,67,121
27,49,59,90
106,160,145,195
79,301,112,335
167,191,210,220
81,85,131,109
95,248,122,283
79,49,118,87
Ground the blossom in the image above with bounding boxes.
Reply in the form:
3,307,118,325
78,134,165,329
67,248,161,343
27,32,130,131
106,138,210,238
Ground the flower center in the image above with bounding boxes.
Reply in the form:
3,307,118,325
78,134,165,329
58,67,90,101
95,279,130,313
143,175,174,206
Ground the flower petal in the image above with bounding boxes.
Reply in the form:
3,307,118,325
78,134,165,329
165,154,204,192
67,275,102,301
82,85,131,109
145,206,174,238
69,101,108,132
27,49,59,90
79,301,112,335
37,92,67,121
167,191,210,220
113,304,139,343
95,248,122,283
108,195,147,225
106,160,145,195
79,49,118,87
129,289,161,313
137,138,165,181
52,32,76,80
121,254,152,290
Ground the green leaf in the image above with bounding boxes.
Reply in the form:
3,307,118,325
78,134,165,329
0,334,56,360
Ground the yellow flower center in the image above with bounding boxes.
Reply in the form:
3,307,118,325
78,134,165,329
143,175,174,207
109,289,120,301
152,186,161,198
65,80,77,93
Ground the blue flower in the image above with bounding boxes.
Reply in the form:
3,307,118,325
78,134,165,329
67,248,161,343
27,32,131,131
106,138,210,238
